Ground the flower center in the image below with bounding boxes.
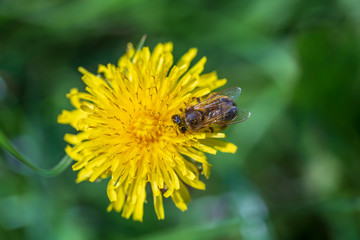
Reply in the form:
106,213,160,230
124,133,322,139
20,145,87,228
130,112,163,146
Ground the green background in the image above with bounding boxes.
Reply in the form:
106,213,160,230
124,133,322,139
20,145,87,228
1,0,360,239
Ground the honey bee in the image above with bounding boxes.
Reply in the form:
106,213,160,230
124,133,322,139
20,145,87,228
172,87,250,133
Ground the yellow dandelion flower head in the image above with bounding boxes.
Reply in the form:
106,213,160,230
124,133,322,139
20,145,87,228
58,41,240,221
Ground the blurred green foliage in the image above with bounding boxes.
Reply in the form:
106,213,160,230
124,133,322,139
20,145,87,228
1,0,360,239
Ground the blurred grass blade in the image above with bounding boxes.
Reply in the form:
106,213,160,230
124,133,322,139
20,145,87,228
0,128,72,177
135,34,147,52
131,34,147,63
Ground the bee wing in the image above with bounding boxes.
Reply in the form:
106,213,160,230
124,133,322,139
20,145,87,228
217,87,242,101
203,107,250,124
200,107,250,127
192,94,219,110
192,87,242,111
227,107,251,125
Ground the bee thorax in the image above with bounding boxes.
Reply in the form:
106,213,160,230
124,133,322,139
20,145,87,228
185,110,204,130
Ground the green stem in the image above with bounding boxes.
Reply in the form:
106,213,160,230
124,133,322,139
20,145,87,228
0,128,72,177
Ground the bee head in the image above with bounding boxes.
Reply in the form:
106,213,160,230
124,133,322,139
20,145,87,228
172,114,181,125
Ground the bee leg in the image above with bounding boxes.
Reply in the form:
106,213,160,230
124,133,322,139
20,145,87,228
170,125,179,136
219,125,228,130
196,97,201,103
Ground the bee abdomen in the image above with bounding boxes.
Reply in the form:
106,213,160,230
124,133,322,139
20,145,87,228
222,106,237,122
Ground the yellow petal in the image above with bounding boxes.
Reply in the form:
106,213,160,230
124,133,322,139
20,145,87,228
154,194,165,220
199,139,238,153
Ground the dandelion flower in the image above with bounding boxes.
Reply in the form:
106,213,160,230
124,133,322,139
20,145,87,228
58,41,240,221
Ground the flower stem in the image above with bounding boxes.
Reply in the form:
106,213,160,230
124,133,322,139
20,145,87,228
0,128,72,177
